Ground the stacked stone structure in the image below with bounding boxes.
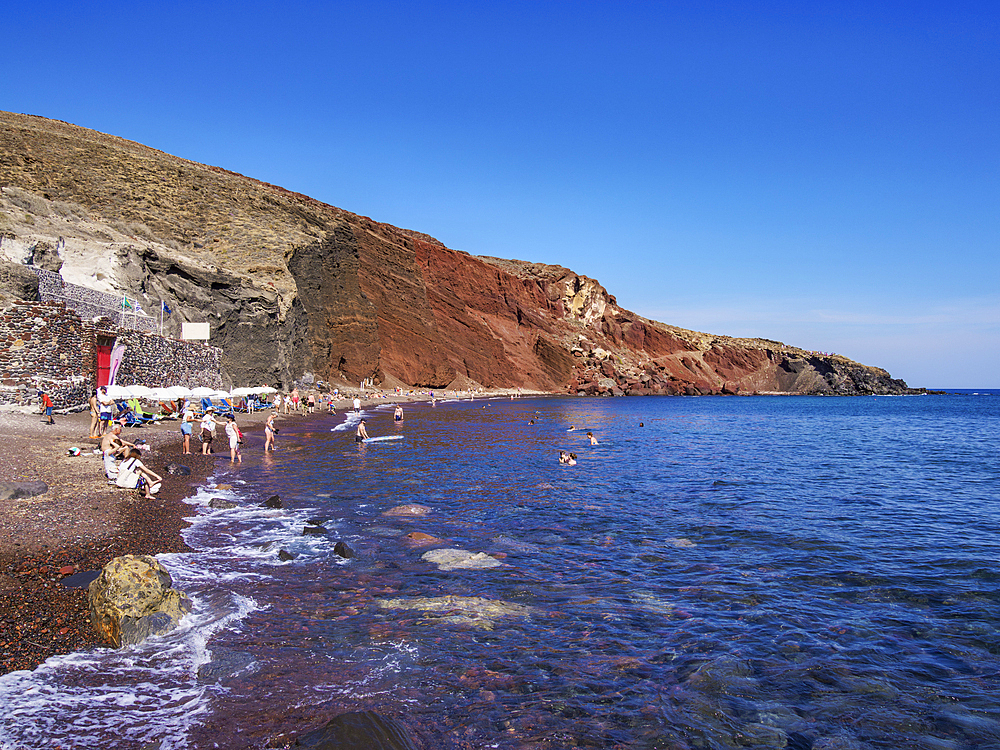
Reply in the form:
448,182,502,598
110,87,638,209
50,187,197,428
0,299,224,409
0,300,92,407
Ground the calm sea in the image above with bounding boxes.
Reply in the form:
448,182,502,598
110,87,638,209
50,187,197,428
2,393,999,749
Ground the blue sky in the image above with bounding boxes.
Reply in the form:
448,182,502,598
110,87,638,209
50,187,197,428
4,1,998,387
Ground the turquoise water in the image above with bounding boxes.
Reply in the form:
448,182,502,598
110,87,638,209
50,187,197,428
2,393,999,749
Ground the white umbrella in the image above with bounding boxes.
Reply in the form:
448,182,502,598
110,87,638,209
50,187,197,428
190,386,217,397
104,384,134,399
213,389,232,399
255,386,277,394
129,385,156,398
164,385,193,398
230,387,255,396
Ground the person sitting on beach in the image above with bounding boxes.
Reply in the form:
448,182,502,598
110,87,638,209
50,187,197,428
117,448,163,500
355,419,369,443
394,405,403,422
101,424,136,479
587,431,598,445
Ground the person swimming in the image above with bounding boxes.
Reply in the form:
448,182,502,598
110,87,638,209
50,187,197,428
587,431,598,445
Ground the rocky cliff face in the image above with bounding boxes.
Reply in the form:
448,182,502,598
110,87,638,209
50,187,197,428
0,112,916,395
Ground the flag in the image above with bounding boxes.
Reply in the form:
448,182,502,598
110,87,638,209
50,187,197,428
122,296,133,311
162,300,172,315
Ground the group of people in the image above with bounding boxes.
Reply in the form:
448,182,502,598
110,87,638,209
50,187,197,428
558,429,599,466
99,423,163,500
178,404,245,462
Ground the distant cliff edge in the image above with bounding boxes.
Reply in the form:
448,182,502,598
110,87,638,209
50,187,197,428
0,111,918,395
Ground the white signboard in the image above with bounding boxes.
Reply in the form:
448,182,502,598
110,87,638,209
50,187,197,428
181,322,211,341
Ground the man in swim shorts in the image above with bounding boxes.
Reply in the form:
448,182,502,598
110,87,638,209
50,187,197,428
355,419,369,442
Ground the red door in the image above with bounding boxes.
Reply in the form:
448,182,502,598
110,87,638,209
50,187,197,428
96,345,112,386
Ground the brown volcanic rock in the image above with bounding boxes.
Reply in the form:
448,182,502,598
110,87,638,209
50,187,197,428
0,111,918,395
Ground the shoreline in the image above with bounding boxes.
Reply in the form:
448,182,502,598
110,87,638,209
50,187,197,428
0,387,538,675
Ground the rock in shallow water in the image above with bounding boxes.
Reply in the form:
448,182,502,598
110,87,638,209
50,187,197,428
422,548,501,571
294,710,417,750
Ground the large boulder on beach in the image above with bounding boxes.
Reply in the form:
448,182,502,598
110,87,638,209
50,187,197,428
294,710,417,750
87,555,191,647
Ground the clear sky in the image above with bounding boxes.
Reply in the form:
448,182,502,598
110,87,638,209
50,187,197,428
4,1,998,387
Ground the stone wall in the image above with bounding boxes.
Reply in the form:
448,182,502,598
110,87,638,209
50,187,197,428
29,267,158,333
0,300,91,407
0,301,224,409
113,330,223,391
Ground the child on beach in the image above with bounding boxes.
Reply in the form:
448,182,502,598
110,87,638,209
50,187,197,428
39,390,54,425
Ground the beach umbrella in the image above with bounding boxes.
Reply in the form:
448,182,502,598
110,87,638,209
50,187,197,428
255,386,277,394
230,387,255,396
164,385,193,398
190,386,217,397
104,384,134,398
129,385,156,398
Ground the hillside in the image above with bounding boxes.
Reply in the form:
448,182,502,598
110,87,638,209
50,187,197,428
0,111,915,395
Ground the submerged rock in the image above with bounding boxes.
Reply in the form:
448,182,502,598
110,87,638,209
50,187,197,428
302,525,327,536
208,497,237,509
422,548,502,571
278,549,296,561
262,495,283,509
405,531,442,546
87,555,191,647
376,595,537,630
383,503,431,517
294,710,417,749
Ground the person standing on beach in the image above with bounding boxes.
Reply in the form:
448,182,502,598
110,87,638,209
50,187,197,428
39,390,55,425
200,408,218,455
264,410,277,451
181,401,195,454
291,387,300,412
97,386,114,435
88,390,100,438
353,396,361,413
224,414,242,463
307,393,316,413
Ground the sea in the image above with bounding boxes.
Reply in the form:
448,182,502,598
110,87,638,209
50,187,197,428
1,391,999,750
